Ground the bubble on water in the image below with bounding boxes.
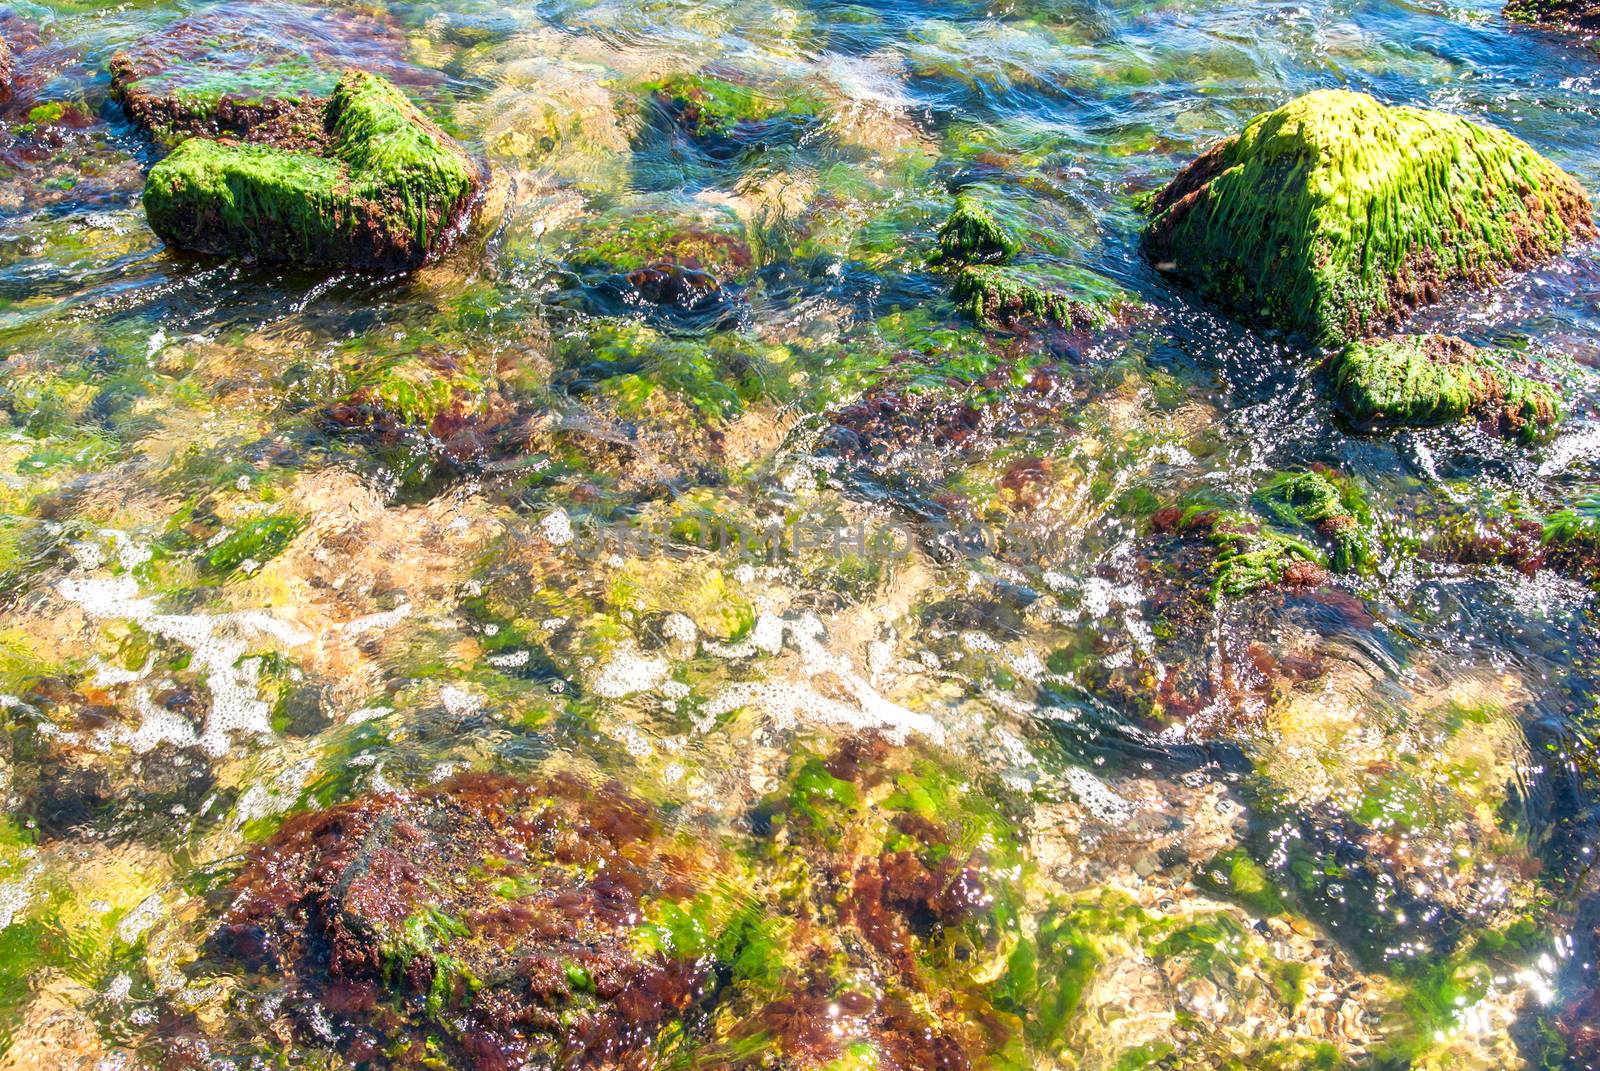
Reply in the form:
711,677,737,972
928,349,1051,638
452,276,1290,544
234,757,317,830
487,649,531,668
702,611,944,741
0,859,43,930
1536,420,1600,477
114,893,165,945
661,613,698,645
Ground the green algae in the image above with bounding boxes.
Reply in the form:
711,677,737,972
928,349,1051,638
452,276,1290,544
953,262,1134,330
1145,90,1595,346
640,72,823,138
932,192,1021,265
201,514,303,577
1208,513,1326,600
1542,495,1600,552
1256,470,1372,572
143,71,478,269
1330,334,1562,442
1195,848,1289,917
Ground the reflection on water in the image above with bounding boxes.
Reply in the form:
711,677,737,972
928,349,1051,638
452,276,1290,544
0,0,1597,1066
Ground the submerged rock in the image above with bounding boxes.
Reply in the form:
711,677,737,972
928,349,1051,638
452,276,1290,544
0,35,11,109
640,70,822,149
216,772,727,1068
1151,504,1332,602
110,1,428,147
1145,90,1594,346
143,71,480,270
1506,0,1600,33
953,263,1134,331
1330,334,1562,442
1435,494,1600,583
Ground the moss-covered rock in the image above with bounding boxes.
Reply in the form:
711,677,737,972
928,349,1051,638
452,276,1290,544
143,71,480,270
932,192,1021,265
1543,495,1600,577
1145,90,1594,346
953,262,1134,331
1329,334,1562,442
110,1,428,147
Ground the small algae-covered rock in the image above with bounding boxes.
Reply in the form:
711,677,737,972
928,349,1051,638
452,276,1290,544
1506,0,1600,33
110,1,428,146
1209,515,1329,600
953,263,1134,331
1329,334,1562,441
143,71,480,270
1543,495,1600,575
1145,90,1595,345
931,192,1020,265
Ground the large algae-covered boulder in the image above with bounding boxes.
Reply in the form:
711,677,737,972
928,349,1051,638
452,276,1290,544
1145,90,1594,346
143,71,479,270
1330,334,1562,441
110,1,429,146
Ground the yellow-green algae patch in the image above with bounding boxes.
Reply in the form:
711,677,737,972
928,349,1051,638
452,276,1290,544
1145,90,1594,346
1329,334,1562,442
143,71,479,270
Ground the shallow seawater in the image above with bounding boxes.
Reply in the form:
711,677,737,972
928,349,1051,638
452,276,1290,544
0,0,1598,1067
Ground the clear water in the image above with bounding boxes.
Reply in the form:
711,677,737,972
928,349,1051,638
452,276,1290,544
0,0,1598,1068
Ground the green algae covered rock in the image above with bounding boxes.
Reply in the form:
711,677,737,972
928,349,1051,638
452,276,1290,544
953,263,1134,331
1329,334,1562,442
1145,90,1594,346
143,71,480,270
1209,515,1328,600
932,193,1021,265
641,71,823,139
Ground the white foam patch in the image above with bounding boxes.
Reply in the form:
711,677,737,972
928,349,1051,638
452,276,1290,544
440,685,484,718
704,612,943,742
57,575,311,757
115,892,165,945
539,508,574,546
233,756,318,830
591,642,672,698
341,603,412,638
0,858,43,931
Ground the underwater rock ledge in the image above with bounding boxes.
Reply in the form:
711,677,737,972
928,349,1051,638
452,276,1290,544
1144,89,1595,346
142,70,480,271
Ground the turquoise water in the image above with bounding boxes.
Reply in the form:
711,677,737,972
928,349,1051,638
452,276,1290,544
0,0,1597,1067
